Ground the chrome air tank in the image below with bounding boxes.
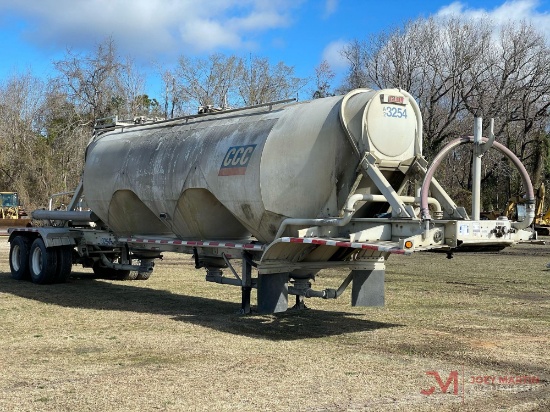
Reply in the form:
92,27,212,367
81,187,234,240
83,89,421,242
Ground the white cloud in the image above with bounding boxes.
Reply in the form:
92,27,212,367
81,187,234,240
437,0,550,39
228,10,290,32
179,18,246,52
321,40,348,71
324,0,338,18
0,0,303,59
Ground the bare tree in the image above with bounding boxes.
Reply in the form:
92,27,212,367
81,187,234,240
159,69,181,119
237,55,307,106
53,37,122,124
339,17,550,206
172,53,307,112
353,17,494,158
312,60,335,99
0,73,43,202
339,39,369,92
175,53,241,110
40,87,90,192
0,72,84,207
116,56,147,119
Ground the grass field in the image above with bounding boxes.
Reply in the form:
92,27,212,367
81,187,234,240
0,239,549,411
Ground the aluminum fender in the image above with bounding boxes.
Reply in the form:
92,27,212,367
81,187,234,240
8,227,78,248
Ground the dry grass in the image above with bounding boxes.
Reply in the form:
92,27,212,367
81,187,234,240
0,239,549,411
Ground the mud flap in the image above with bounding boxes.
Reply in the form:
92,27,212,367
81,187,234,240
257,272,288,314
351,269,385,307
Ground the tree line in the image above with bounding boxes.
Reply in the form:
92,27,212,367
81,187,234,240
0,16,549,214
341,17,550,211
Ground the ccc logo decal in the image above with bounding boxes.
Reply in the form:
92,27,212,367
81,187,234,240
218,144,257,176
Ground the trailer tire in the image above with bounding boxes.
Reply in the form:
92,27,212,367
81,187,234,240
112,270,132,280
125,271,139,281
55,246,73,283
9,236,31,281
92,262,131,280
136,272,151,280
29,238,58,284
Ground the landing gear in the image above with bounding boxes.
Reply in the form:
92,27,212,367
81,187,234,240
292,294,307,310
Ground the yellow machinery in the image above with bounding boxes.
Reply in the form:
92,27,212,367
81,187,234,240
0,192,30,229
533,184,550,235
485,184,550,235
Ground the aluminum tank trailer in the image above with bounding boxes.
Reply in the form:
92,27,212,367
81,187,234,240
7,89,535,314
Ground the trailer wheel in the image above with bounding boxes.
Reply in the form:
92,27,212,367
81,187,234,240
55,246,73,283
29,238,58,284
9,236,31,281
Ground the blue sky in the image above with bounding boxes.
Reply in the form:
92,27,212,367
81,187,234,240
1,0,549,99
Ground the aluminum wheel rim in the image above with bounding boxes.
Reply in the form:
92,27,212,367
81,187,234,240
31,247,43,275
11,245,21,271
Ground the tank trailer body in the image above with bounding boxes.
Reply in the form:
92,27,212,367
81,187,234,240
7,89,534,314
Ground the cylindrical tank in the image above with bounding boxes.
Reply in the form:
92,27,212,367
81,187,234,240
83,89,421,243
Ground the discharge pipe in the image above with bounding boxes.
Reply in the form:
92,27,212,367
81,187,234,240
288,272,354,299
99,254,143,272
420,136,535,230
33,209,99,222
274,194,441,239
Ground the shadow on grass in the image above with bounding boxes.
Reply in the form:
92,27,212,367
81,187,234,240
0,271,401,341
